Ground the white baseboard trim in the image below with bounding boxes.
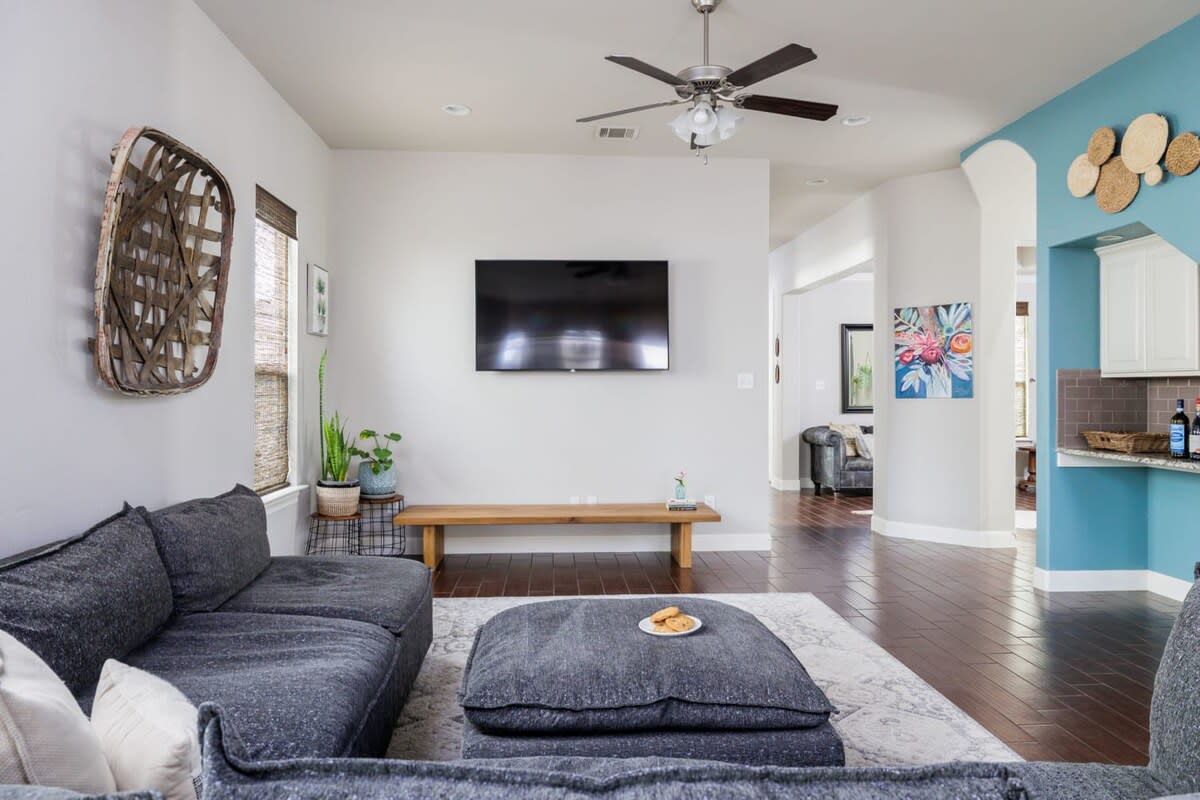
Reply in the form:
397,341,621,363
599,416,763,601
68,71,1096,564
769,478,813,491
412,530,772,556
1034,567,1192,600
871,516,1016,549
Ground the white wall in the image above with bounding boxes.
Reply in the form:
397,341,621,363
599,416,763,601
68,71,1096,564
780,276,875,486
0,0,331,557
770,168,1017,547
328,152,771,554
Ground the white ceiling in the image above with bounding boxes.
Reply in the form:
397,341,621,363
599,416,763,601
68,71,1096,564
195,0,1199,249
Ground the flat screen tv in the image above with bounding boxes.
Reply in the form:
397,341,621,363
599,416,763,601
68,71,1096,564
476,260,669,371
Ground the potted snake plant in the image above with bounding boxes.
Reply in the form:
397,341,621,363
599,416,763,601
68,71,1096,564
314,351,360,516
352,429,403,497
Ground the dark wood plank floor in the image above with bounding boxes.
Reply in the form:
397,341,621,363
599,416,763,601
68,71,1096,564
430,489,1180,764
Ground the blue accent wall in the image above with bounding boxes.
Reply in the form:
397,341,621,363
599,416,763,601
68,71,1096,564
966,14,1200,582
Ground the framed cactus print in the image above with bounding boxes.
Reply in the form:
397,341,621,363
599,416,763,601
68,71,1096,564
308,264,329,336
893,302,974,399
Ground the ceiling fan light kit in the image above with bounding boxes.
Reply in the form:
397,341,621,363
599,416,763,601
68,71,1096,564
579,0,838,156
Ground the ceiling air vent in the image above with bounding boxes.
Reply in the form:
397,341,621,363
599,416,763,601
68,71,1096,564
595,126,639,141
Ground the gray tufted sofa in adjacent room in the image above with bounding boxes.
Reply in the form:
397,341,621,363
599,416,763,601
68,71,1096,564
802,425,873,494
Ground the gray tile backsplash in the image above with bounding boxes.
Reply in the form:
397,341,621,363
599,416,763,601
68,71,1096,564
1056,369,1200,447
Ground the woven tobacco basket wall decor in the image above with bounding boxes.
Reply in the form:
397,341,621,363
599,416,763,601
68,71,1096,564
93,126,234,396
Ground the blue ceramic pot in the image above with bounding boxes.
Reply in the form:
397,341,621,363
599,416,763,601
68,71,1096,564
358,462,397,497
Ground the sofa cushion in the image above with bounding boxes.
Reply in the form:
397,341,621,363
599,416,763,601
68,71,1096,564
1150,564,1200,794
460,597,834,734
1006,761,1167,800
85,612,398,762
218,556,431,636
142,486,270,613
0,506,173,695
461,718,845,767
201,708,1017,800
844,456,874,471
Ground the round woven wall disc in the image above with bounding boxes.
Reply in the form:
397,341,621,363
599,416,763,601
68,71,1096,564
1096,156,1140,214
1145,164,1164,186
1121,113,1169,173
1087,127,1116,166
1067,153,1100,197
1165,132,1200,176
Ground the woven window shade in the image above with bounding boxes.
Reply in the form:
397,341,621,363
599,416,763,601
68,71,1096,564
253,195,294,493
255,186,297,240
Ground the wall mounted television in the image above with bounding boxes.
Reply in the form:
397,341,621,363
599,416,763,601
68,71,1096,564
475,260,669,371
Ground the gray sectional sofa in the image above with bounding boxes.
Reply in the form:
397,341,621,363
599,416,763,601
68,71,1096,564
0,485,433,762
3,488,1199,798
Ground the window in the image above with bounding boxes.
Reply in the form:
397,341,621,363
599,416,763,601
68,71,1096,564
253,187,298,494
1015,301,1030,439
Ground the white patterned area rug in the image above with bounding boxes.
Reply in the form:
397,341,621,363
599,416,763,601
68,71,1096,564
387,593,1020,766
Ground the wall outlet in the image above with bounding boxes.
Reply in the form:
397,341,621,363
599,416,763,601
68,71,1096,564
569,496,581,504
737,373,754,389
815,380,826,391
704,494,716,510
586,495,598,504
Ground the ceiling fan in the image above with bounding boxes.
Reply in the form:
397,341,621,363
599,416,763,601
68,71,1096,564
577,0,838,154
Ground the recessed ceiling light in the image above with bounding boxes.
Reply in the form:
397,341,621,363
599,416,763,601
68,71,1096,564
841,115,872,127
441,104,472,116
806,178,829,187
1097,234,1124,242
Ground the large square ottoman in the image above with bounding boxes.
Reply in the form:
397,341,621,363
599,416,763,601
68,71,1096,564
459,597,844,767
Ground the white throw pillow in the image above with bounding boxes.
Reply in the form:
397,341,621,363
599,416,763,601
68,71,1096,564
0,630,116,793
857,432,875,460
91,659,201,800
828,423,863,456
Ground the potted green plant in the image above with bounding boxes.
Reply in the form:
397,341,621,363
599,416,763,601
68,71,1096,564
352,429,403,497
315,351,360,516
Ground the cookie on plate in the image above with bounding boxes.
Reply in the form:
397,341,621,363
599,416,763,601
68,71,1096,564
664,615,695,633
650,607,681,623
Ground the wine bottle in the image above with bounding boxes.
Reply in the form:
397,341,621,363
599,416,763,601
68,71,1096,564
1191,398,1200,461
1170,399,1189,459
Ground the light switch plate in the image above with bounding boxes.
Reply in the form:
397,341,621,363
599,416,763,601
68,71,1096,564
737,373,754,389
704,494,716,510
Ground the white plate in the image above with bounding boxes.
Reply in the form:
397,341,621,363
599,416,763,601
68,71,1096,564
638,614,703,637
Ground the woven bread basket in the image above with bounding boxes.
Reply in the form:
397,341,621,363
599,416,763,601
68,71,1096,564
1082,430,1169,454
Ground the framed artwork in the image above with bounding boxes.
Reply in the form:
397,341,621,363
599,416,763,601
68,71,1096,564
840,324,874,413
308,264,329,336
893,302,973,399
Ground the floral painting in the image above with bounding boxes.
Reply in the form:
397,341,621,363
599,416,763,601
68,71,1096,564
893,303,973,399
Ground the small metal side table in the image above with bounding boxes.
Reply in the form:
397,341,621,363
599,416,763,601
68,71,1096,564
306,512,362,555
358,494,406,556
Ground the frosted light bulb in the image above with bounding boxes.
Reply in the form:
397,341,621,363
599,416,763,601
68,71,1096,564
716,106,742,140
688,101,718,135
668,109,693,143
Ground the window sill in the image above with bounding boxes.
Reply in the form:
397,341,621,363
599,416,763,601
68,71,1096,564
260,484,308,513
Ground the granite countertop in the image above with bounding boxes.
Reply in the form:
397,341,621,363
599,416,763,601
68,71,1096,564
1057,447,1200,474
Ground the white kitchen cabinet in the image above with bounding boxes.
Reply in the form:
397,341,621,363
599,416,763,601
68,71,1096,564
1099,235,1200,376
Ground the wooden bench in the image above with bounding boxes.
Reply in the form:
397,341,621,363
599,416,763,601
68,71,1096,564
393,503,721,570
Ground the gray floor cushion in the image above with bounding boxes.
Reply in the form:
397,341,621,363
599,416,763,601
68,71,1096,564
460,597,835,735
1006,761,1168,800
219,555,431,636
1150,565,1200,795
80,612,399,761
202,708,1015,799
462,718,846,767
0,505,174,695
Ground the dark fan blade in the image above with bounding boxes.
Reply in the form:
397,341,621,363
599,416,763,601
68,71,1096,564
726,44,817,88
605,55,685,86
576,100,685,124
737,94,838,121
